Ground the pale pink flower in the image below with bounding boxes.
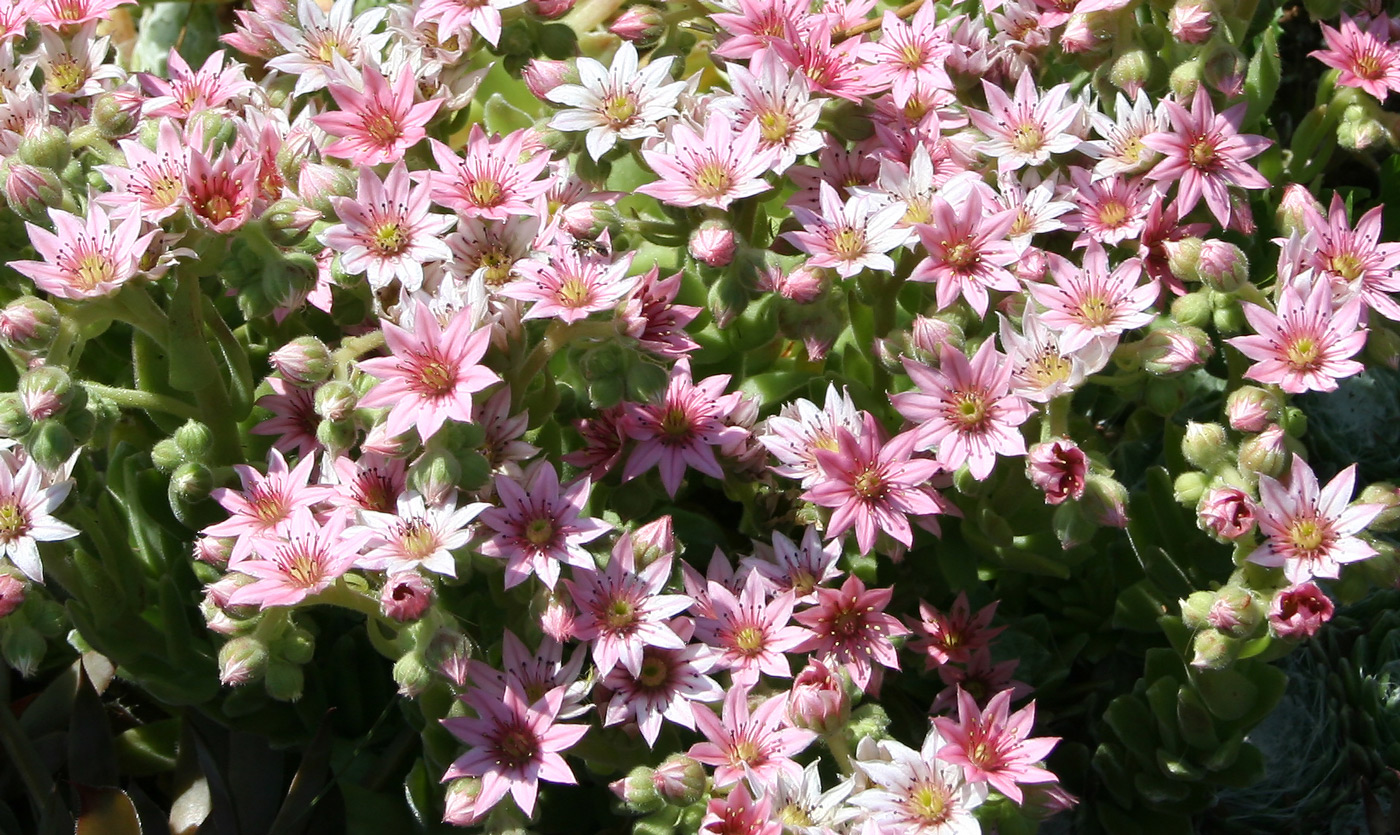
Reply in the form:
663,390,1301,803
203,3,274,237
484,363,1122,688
1247,455,1384,584
441,684,589,823
999,171,1075,248
500,248,636,323
466,632,589,715
427,127,551,220
564,539,692,678
0,454,78,583
1228,279,1367,394
710,54,824,173
851,728,987,833
353,490,488,578
909,592,1004,669
909,185,1020,316
860,3,953,106
601,641,723,746
739,526,842,603
414,0,526,46
357,300,500,443
967,73,1082,172
322,163,454,293
1065,169,1156,247
794,574,908,693
1028,243,1154,352
999,311,1111,403
267,0,388,96
783,181,911,278
1084,92,1165,178
1268,582,1335,639
688,685,816,788
141,49,253,119
1141,85,1272,227
893,340,1035,481
1311,14,1400,101
621,359,751,497
545,41,685,160
932,688,1061,804
314,63,441,167
205,449,334,565
478,463,610,590
710,0,808,60
227,509,369,608
1026,439,1089,506
760,386,863,489
11,205,155,300
29,0,134,27
693,570,812,687
98,119,189,223
638,115,778,209
1302,193,1400,321
804,413,951,555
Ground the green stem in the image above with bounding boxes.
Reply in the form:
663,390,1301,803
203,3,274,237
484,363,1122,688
1042,394,1070,442
334,330,387,379
824,731,853,776
112,284,170,342
81,382,200,420
172,273,241,464
511,319,619,408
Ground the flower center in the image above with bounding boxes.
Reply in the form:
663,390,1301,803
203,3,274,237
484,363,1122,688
479,248,514,286
497,726,539,770
601,93,638,127
831,227,867,260
733,626,764,655
524,517,554,546
757,110,790,143
399,519,437,560
1285,337,1320,370
1288,518,1327,554
1077,295,1114,327
363,110,402,146
1329,252,1365,282
467,178,504,208
899,42,927,70
659,407,691,439
950,392,989,429
48,58,85,94
283,548,324,588
1355,52,1383,80
1188,137,1218,170
372,223,408,256
1010,124,1044,155
74,253,116,291
730,739,761,766
692,161,735,200
852,467,886,500
637,653,669,687
0,501,27,540
778,803,813,827
943,240,980,272
831,606,864,639
249,488,289,526
558,276,593,307
414,355,456,395
1025,349,1074,388
909,783,951,825
605,598,637,631
1099,199,1130,228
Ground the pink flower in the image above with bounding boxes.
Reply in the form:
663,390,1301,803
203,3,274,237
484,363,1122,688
909,185,1020,316
1026,439,1089,505
0,573,25,618
380,572,434,622
12,205,155,300
932,688,1061,804
205,449,334,564
894,340,1034,481
693,570,811,687
1141,85,1271,227
97,119,188,223
441,684,589,823
478,463,610,590
621,359,750,497
1268,582,1335,639
1227,279,1367,394
321,163,454,293
619,265,703,360
426,127,551,220
0,454,78,583
909,592,1005,669
783,181,911,278
353,490,487,578
1029,243,1154,352
793,574,908,693
851,729,987,832
357,300,500,443
688,684,815,788
314,63,440,166
600,642,723,747
966,73,1082,172
637,115,779,209
413,0,526,46
266,0,388,96
1198,486,1256,541
701,780,781,835
710,54,824,173
804,413,951,555
141,49,253,119
227,509,369,608
1302,193,1400,321
1065,169,1156,248
859,3,952,107
785,659,850,734
184,146,258,234
1247,454,1384,584
1311,14,1400,101
759,384,862,488
565,537,692,677
770,17,876,102
545,41,684,160
740,526,842,602
500,247,636,324
1167,1,1213,43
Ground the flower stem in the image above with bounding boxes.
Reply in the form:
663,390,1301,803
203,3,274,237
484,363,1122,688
81,382,201,420
824,731,854,775
1042,394,1070,442
170,272,242,464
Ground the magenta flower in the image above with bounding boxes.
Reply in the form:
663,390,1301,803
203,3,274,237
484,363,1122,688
1268,583,1335,640
1227,279,1367,394
1197,485,1256,541
804,412,951,555
967,73,1082,172
314,62,440,166
1026,439,1089,505
467,631,588,714
1247,455,1383,584
321,163,454,293
794,574,908,693
619,265,703,360
909,592,1005,669
600,642,723,746
478,463,610,590
693,570,812,687
564,538,692,677
441,684,589,823
637,115,778,209
1141,85,1271,227
141,49,253,119
184,145,259,234
427,127,551,220
227,509,369,609
710,54,824,173
910,185,1020,316
783,181,911,278
357,300,500,443
1311,14,1400,101
932,688,1061,804
1029,243,1155,352
621,359,751,497
700,780,781,835
893,340,1034,481
12,205,155,300
688,684,815,788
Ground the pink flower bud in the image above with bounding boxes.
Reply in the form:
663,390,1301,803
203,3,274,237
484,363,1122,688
522,58,573,100
1268,582,1334,639
1226,193,1255,235
218,635,269,685
380,572,434,622
1059,14,1100,53
610,766,663,812
1206,586,1262,637
0,573,26,618
540,593,578,643
1168,1,1213,43
3,162,64,220
1237,425,1291,479
1276,184,1323,238
1015,247,1048,282
193,536,233,569
1082,474,1129,528
609,5,664,43
530,0,575,18
765,265,827,303
909,315,963,359
688,221,736,267
651,754,708,806
0,297,58,354
442,778,484,825
786,659,850,734
1195,240,1248,292
632,515,676,566
1141,326,1212,375
1226,386,1280,433
270,336,332,387
427,629,474,688
1027,439,1089,505
1197,485,1256,540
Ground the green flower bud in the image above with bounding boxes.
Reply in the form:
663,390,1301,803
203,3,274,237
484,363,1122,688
626,361,671,404
0,394,32,438
1338,116,1386,152
0,297,59,354
1280,406,1308,438
1141,325,1212,375
18,365,73,421
315,418,355,453
1358,483,1400,532
846,703,892,745
577,342,627,381
588,375,626,410
1169,57,1203,100
1212,300,1246,335
1364,324,1400,368
91,91,140,140
1,620,45,677
392,652,433,698
1181,590,1215,630
1165,237,1204,283
1081,474,1130,528
218,635,269,685
1170,291,1213,328
651,754,707,806
191,110,240,157
264,659,304,702
1207,585,1263,637
707,270,750,329
169,462,214,503
1237,425,1293,480
1195,241,1248,292
277,626,316,665
1109,48,1154,96
16,126,71,173
260,198,321,248
458,451,492,492
314,381,358,421
1182,422,1231,472
25,420,74,471
611,766,664,814
409,450,461,505
270,336,333,387
1173,471,1210,506
174,421,214,462
1189,627,1239,670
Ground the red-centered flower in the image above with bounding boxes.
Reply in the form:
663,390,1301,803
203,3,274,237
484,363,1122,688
601,641,723,747
227,508,370,609
1227,278,1367,394
908,592,1005,669
932,688,1061,804
1302,193,1400,321
909,184,1020,316
637,115,779,210
185,145,258,234
1247,454,1383,584
141,49,253,119
357,300,499,443
426,126,551,220
565,536,692,677
1029,243,1155,352
804,412,951,555
893,340,1034,481
314,62,441,166
1311,14,1400,101
1141,85,1271,227
251,377,320,459
11,204,155,300
1268,582,1335,640
621,358,750,497
1025,438,1089,505
441,684,589,824
478,463,610,590
688,684,815,788
694,570,812,687
205,449,335,565
619,264,702,360
700,781,782,835
793,574,908,693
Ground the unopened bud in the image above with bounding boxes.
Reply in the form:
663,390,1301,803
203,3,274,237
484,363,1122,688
315,418,356,453
786,659,850,734
611,766,664,813
409,450,461,506
689,220,737,267
609,5,664,45
314,380,357,421
1182,422,1231,471
1338,115,1386,152
26,419,74,471
191,111,240,156
298,163,356,217
392,651,432,697
1207,586,1263,637
271,337,332,387
1359,483,1400,532
1276,184,1322,239
0,394,32,439
218,635,269,685
1203,42,1247,97
532,0,575,16
264,659,304,701
707,271,749,329
0,297,59,353
174,420,214,462
1167,0,1213,43
1173,470,1210,505
1165,237,1205,283
170,461,214,503
1141,325,1212,375
523,59,575,100
1109,49,1153,97
910,315,964,360
631,516,676,568
442,778,484,826
1237,425,1292,479
381,572,435,622
18,366,72,422
1197,485,1255,540
1189,627,1238,669
1195,240,1248,292
1268,582,1334,639
0,573,25,618
16,126,71,173
1226,386,1280,433
261,198,321,248
2,621,44,676
1,161,63,221
1082,474,1130,528
1169,57,1203,99
1180,590,1215,630
91,90,141,139
651,755,707,806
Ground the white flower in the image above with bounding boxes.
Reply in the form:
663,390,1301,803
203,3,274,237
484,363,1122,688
0,453,79,583
851,728,987,835
545,41,686,160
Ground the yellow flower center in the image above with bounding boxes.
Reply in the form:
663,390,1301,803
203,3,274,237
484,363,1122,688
637,654,669,687
1077,295,1114,327
659,407,691,438
951,393,988,429
1025,349,1074,389
363,111,402,146
1098,199,1129,228
605,599,637,630
832,227,867,260
692,162,735,200
601,93,638,127
1189,138,1218,169
74,253,116,291
1285,337,1320,370
1288,518,1326,554
467,178,503,208
0,502,26,540
909,784,950,825
47,58,85,94
778,803,813,827
1329,253,1364,282
944,241,979,272
1010,125,1044,155
524,517,554,546
372,223,408,255
757,110,790,143
852,468,885,500
558,276,592,307
416,357,455,395
733,626,764,655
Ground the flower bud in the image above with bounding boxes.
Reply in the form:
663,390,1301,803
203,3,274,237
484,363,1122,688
1167,0,1213,43
1276,184,1322,238
315,418,356,454
1081,474,1130,528
0,573,26,618
442,778,484,826
786,659,850,734
707,270,749,329
1268,583,1334,639
26,419,74,472
531,0,575,16
1,161,63,221
1359,483,1400,532
260,198,321,248
611,766,664,813
1182,422,1231,472
298,163,357,217
1180,590,1215,630
1173,470,1210,505
193,536,233,569
1027,439,1089,505
392,651,432,697
263,659,304,702
1338,113,1386,152
16,126,71,173
1237,425,1291,480
688,220,737,267
651,755,707,806
631,516,676,567
1225,386,1280,433
0,393,29,440
1189,627,1238,669
1170,291,1213,328
2,621,45,676
1141,325,1212,375
191,111,240,157
218,635,269,685
1169,57,1203,99
0,297,59,354
1165,237,1204,283
91,90,141,139
1195,240,1248,292
381,572,435,622
1204,42,1247,96
1197,485,1255,540
314,380,358,422
772,265,829,304
170,461,214,503
271,336,332,387
610,5,664,45
1059,13,1101,53
909,315,964,360
1212,297,1246,334
174,420,214,462
1207,586,1263,637
427,629,474,688
18,366,72,422
409,450,461,508
1108,49,1153,97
